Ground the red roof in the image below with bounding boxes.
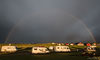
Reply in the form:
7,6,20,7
86,43,91,46
79,42,83,44
65,43,69,45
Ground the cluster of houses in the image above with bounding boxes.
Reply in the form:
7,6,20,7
65,42,96,46
0,42,96,54
51,42,96,47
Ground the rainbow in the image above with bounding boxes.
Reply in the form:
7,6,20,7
5,11,96,43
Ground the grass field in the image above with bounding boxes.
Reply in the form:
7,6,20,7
0,43,86,48
0,53,88,60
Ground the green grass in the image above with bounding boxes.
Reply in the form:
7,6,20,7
0,53,88,60
0,43,57,48
0,43,86,48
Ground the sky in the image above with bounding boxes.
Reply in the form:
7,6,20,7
0,0,100,43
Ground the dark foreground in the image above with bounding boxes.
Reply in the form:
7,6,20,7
0,52,88,60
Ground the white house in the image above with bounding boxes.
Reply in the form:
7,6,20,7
77,42,84,46
70,43,74,46
92,43,96,46
1,46,17,52
32,47,50,54
53,46,71,52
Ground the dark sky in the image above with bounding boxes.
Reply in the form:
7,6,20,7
0,0,100,43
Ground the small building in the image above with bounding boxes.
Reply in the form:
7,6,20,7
57,43,61,46
53,46,71,52
70,43,74,46
92,43,96,46
86,43,91,46
77,42,84,46
1,46,17,52
51,42,56,45
65,43,69,45
61,43,64,45
57,43,64,46
32,47,50,54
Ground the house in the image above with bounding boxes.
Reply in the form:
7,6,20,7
57,43,64,46
51,42,56,45
32,47,50,54
53,46,71,52
70,43,74,46
65,43,69,45
57,43,61,46
77,42,84,46
92,43,96,46
86,43,91,46
1,46,17,52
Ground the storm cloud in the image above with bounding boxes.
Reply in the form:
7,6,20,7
0,0,100,43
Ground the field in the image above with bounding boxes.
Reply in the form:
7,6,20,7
0,43,99,60
0,52,88,60
0,43,86,48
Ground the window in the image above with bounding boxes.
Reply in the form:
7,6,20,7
34,48,37,50
67,48,69,49
64,47,67,49
57,47,59,49
45,49,48,51
39,49,43,51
